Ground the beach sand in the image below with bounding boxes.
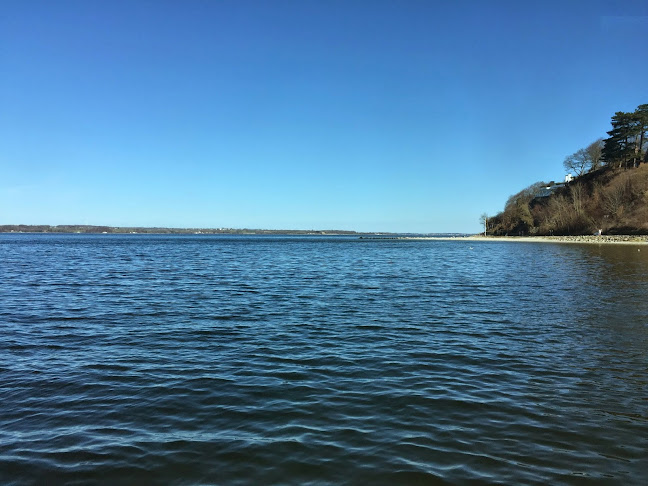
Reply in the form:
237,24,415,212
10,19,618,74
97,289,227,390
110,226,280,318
407,235,648,245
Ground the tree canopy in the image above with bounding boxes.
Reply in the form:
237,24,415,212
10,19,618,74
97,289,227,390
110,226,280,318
603,105,648,168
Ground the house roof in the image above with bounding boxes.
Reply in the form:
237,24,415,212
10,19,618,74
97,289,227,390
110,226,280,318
534,187,556,198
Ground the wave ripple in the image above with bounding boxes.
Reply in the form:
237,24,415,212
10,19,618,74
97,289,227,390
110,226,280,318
1,235,648,484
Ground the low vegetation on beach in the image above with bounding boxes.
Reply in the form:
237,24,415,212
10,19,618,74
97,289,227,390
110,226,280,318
487,104,648,236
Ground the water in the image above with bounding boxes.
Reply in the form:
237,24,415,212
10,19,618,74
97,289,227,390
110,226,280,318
1,235,647,484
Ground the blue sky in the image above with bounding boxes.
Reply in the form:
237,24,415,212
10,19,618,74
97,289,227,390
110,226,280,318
2,0,647,233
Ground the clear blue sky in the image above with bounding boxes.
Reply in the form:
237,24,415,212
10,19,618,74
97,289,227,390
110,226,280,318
2,0,647,233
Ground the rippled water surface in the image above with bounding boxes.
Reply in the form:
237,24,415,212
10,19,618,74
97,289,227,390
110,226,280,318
1,235,648,484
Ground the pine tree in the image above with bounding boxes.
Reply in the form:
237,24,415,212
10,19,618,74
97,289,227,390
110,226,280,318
603,111,637,168
634,104,648,164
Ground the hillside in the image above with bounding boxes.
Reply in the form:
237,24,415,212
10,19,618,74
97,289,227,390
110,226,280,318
487,103,648,236
488,164,648,236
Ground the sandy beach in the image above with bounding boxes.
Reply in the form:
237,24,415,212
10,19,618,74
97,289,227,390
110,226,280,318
408,235,648,245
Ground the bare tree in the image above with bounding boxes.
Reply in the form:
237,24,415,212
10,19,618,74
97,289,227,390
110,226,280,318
564,140,605,176
563,148,590,176
586,139,604,171
479,213,488,236
602,173,630,216
570,183,585,215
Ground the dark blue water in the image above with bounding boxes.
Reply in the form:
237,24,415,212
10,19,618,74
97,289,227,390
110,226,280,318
1,235,647,484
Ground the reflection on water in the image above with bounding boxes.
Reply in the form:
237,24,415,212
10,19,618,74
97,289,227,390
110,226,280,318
0,235,647,484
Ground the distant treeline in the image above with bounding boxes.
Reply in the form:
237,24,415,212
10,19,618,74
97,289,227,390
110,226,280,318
487,104,648,236
0,225,362,235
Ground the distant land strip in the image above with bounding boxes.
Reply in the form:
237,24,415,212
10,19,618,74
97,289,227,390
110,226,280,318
0,224,374,235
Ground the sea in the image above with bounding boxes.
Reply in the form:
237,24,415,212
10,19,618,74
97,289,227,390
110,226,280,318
1,234,647,485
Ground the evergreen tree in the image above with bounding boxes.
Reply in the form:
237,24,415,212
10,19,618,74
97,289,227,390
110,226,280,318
634,104,648,163
603,111,637,168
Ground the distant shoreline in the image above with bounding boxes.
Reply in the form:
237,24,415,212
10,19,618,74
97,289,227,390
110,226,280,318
405,235,648,245
3,226,646,244
0,225,366,236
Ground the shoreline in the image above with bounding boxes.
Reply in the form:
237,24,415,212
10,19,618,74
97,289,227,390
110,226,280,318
406,235,648,245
